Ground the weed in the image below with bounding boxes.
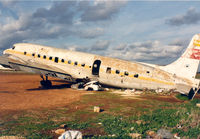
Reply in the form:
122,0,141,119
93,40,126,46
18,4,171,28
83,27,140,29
175,94,189,101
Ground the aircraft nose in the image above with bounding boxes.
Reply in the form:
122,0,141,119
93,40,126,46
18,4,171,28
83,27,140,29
3,49,7,55
3,49,9,55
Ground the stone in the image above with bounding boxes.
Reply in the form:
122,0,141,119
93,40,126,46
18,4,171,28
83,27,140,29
129,133,141,138
196,103,200,107
174,133,181,139
94,106,100,113
55,129,65,135
58,130,82,139
146,130,156,137
136,120,142,125
60,124,67,128
156,129,173,139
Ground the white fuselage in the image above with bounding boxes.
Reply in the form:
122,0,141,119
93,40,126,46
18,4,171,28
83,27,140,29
3,43,199,94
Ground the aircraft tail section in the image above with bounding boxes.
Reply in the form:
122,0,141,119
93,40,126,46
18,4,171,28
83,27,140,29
161,34,200,79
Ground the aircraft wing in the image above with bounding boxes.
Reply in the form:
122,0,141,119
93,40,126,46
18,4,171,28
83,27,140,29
0,55,76,82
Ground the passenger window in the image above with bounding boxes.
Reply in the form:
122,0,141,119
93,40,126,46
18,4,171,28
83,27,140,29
68,60,71,64
32,53,35,57
134,74,139,78
124,71,129,76
116,70,120,74
54,57,59,63
38,54,40,58
81,63,85,67
74,61,78,66
147,71,150,74
49,57,52,60
43,55,46,59
61,59,65,63
106,67,111,74
24,52,27,55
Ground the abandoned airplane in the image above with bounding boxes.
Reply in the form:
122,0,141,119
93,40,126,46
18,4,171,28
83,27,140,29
0,34,200,99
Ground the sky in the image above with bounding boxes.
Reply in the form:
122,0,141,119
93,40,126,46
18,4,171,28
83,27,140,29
0,0,200,65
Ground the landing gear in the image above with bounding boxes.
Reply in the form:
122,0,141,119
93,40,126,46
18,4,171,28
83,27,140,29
40,75,52,88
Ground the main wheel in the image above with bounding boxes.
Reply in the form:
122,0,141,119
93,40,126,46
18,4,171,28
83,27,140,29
40,80,52,88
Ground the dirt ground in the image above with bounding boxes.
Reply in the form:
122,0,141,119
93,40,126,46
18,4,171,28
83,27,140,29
1,72,199,117
0,72,86,116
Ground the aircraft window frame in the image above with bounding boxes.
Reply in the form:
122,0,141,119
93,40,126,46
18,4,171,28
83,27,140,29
68,60,71,64
61,59,65,63
134,74,139,78
54,57,59,63
124,71,129,76
38,54,40,58
49,56,53,60
43,55,46,59
106,67,111,74
24,52,27,55
81,63,85,67
74,61,78,66
116,70,120,74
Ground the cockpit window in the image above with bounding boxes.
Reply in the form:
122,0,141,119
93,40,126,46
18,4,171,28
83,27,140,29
12,46,15,50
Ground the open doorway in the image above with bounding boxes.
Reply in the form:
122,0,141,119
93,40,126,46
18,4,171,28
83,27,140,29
92,60,101,76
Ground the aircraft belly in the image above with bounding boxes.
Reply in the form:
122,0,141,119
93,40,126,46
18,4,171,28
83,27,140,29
99,75,175,90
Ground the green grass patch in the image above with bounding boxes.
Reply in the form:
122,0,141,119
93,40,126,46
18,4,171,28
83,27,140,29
0,92,200,138
175,94,190,101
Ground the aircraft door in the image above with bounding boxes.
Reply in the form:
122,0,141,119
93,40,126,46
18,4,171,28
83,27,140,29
92,60,101,76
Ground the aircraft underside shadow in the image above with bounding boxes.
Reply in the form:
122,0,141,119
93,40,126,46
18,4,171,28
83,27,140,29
26,83,72,91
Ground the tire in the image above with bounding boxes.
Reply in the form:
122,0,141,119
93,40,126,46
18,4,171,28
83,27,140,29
40,80,52,88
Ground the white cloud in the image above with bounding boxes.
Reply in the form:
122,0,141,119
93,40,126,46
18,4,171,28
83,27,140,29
107,40,184,65
91,40,110,51
80,0,127,22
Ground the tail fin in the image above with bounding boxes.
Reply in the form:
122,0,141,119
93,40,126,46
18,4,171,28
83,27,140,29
161,34,200,79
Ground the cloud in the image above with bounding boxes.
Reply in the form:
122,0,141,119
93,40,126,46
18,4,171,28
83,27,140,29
91,40,110,51
107,40,184,65
0,1,126,51
33,1,76,25
0,0,17,7
166,7,200,26
79,0,127,22
77,27,104,39
113,43,127,50
65,44,87,52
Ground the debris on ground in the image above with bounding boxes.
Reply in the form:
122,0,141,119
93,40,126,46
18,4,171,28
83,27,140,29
58,130,82,139
155,88,164,93
196,103,200,107
55,129,66,135
174,133,181,139
146,130,156,138
71,82,84,90
60,124,67,128
71,81,103,91
156,129,173,139
129,133,141,138
135,120,143,125
84,81,103,91
125,89,136,93
94,106,101,113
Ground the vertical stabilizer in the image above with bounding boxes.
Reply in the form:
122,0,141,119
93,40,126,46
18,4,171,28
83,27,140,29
161,34,200,79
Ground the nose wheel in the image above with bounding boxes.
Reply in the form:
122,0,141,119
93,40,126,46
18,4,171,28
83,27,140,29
40,75,52,88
